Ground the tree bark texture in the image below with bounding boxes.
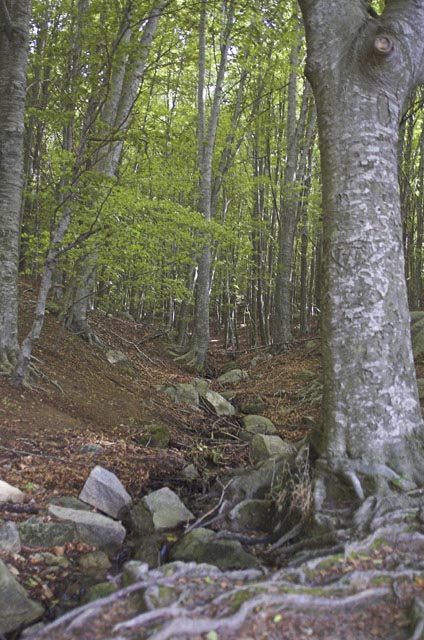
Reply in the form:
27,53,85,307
0,0,31,371
190,0,235,368
298,0,424,489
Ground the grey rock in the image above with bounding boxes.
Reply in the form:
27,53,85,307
227,499,274,533
133,535,162,568
191,378,209,397
0,559,44,634
169,528,260,570
224,456,290,501
216,369,249,385
122,560,150,586
77,550,111,571
106,349,129,365
0,521,21,553
238,396,266,415
250,353,272,368
241,415,276,438
49,495,91,511
160,383,200,407
85,581,117,602
250,434,295,463
142,487,194,531
124,500,155,536
79,465,133,518
201,390,236,416
135,424,170,449
78,443,105,456
182,464,200,482
0,480,24,504
48,505,126,553
19,517,76,547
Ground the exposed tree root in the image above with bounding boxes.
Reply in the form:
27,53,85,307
0,350,18,376
32,514,424,640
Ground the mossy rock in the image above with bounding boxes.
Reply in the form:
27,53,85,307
169,528,260,570
85,581,117,603
250,434,295,463
241,415,276,439
135,424,170,449
238,396,266,415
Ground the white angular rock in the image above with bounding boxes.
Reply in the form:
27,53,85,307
142,487,194,531
0,480,24,504
201,390,236,416
79,465,132,519
48,504,126,552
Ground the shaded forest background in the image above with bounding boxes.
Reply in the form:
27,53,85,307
16,0,422,361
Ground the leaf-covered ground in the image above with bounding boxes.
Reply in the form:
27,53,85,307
1,283,424,639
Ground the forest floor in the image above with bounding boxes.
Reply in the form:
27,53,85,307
1,283,424,639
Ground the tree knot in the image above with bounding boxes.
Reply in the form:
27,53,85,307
373,33,394,56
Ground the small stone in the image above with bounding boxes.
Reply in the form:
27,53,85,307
0,481,24,504
77,550,111,571
216,369,249,385
106,350,129,365
85,582,117,602
250,434,295,463
182,464,200,482
122,560,150,586
78,443,105,456
135,424,170,449
239,396,265,415
0,521,21,553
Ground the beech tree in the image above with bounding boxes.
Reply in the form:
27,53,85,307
0,0,31,373
298,0,424,515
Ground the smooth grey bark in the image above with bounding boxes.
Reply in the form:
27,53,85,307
272,39,301,351
181,0,235,369
272,55,314,353
65,0,166,339
13,0,88,385
298,0,424,499
0,0,31,372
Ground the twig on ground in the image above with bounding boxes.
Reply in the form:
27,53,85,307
185,479,233,533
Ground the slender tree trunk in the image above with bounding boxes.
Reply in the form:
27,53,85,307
0,0,31,372
65,0,166,339
272,56,313,352
183,0,235,369
299,0,424,508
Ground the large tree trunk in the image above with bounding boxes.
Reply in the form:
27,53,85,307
0,0,31,372
298,0,424,507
